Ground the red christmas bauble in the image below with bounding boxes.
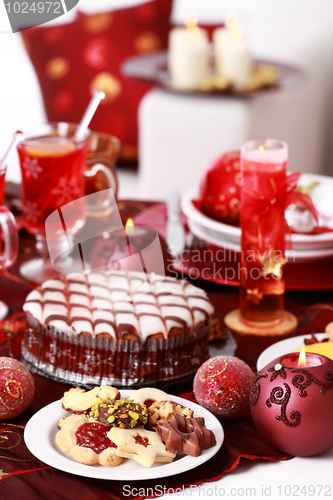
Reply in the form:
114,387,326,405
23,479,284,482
199,151,241,225
250,354,333,456
193,355,255,420
0,357,35,420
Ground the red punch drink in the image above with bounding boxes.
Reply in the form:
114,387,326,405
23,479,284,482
0,168,5,206
16,122,118,284
18,135,87,236
239,140,288,322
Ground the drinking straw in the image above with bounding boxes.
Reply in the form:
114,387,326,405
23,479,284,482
74,90,105,141
0,131,24,172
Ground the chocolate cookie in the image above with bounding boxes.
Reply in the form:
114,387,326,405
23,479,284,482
90,398,149,429
156,413,216,457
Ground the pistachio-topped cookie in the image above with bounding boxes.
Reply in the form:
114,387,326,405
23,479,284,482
90,398,149,429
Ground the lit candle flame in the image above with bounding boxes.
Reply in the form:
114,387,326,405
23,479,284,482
184,12,199,31
125,218,135,236
258,145,265,152
226,12,244,38
298,348,307,367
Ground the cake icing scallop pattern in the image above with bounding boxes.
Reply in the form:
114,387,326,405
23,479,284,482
23,271,214,343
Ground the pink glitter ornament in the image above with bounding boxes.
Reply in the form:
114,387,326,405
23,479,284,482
193,355,255,419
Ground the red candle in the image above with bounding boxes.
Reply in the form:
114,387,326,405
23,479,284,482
240,139,288,322
125,218,134,257
281,349,322,368
250,351,333,456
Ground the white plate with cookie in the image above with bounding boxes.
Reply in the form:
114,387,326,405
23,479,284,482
24,390,224,481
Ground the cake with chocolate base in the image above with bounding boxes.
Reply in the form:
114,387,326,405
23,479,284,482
22,271,214,387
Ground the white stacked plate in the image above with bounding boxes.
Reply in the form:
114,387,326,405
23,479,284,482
181,173,333,263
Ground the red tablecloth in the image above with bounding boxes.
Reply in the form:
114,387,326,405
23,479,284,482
1,199,333,500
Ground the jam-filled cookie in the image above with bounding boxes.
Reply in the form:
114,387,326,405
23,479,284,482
130,387,172,409
108,427,176,468
56,413,122,467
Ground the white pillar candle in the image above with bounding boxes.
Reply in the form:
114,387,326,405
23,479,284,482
168,14,209,91
214,15,252,91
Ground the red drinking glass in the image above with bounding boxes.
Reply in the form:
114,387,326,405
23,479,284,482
0,167,19,319
17,123,118,283
19,135,86,236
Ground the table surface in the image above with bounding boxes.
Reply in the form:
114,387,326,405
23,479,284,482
1,198,333,500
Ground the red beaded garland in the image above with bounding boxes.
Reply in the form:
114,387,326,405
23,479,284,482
0,357,35,420
193,355,255,420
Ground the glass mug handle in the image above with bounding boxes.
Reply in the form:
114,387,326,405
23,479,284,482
0,206,18,269
84,158,119,216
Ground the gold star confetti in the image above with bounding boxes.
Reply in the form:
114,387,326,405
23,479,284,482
258,249,288,278
245,288,264,304
245,64,279,91
198,64,279,93
0,470,10,480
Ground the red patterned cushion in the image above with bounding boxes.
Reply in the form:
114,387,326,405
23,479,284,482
21,0,173,164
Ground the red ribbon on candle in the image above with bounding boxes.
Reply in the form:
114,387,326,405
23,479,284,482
241,172,318,249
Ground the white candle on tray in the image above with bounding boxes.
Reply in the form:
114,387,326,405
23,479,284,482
168,13,209,90
213,13,252,90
